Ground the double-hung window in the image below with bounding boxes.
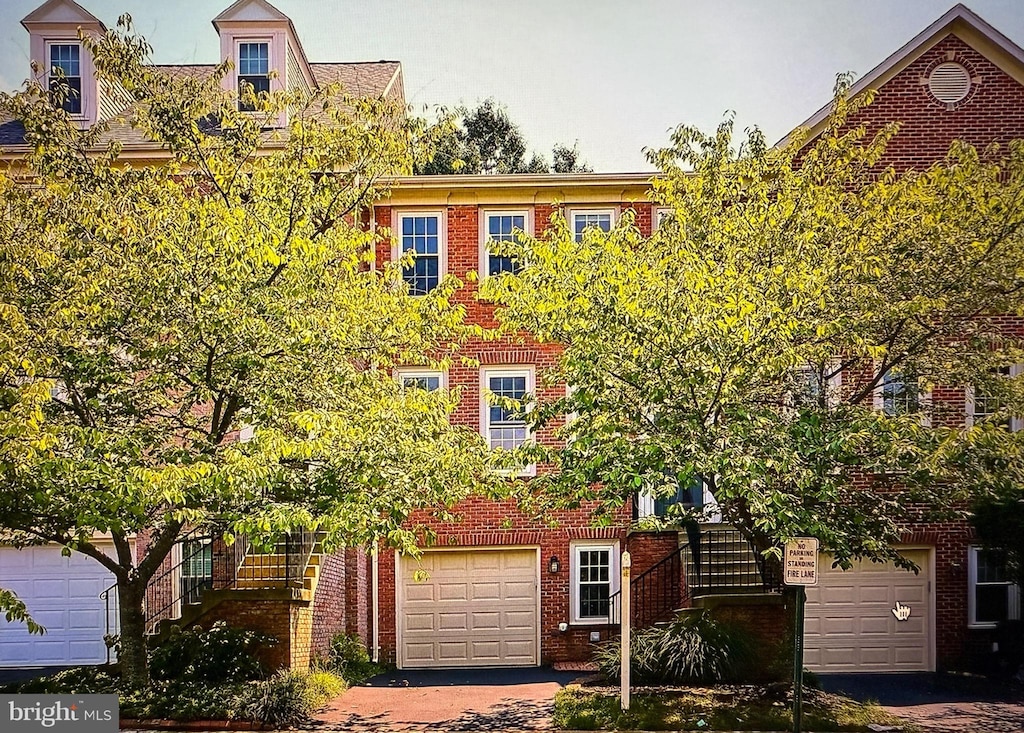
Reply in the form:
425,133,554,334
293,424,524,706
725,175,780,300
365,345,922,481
482,211,528,277
874,366,930,426
237,41,271,110
968,546,1021,628
570,209,614,242
483,368,530,451
968,365,1021,430
880,371,920,416
571,541,619,624
48,43,82,115
398,213,443,295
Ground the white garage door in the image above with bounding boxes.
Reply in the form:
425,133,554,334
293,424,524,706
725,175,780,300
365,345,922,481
398,548,539,668
0,544,120,667
804,548,932,673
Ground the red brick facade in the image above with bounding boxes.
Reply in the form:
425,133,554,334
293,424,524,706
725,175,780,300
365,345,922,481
126,12,1024,675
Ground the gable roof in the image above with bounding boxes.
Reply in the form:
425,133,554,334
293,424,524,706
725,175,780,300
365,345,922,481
212,0,291,25
780,3,1024,147
21,0,105,31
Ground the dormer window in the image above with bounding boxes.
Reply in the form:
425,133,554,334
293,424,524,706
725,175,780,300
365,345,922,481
48,42,82,115
237,41,270,110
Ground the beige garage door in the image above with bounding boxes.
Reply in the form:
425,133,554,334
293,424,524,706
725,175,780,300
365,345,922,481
398,548,539,668
804,548,931,672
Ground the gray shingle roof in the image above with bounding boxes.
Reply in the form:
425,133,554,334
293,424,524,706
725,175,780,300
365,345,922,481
0,60,403,150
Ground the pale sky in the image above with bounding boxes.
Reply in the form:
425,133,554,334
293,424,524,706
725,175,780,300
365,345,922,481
2,0,1023,172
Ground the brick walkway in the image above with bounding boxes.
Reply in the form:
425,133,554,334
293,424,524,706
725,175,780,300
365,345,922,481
313,668,578,732
882,700,1024,732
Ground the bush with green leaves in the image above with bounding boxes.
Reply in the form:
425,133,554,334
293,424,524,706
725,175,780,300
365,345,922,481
149,621,275,684
323,632,384,684
595,612,756,685
241,669,344,727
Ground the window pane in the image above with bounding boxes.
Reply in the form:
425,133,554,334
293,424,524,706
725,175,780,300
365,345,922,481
882,371,919,416
238,43,269,75
403,375,440,391
978,550,1009,583
977,584,1009,624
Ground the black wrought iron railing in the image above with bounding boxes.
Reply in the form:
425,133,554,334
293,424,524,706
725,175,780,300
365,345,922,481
608,526,782,629
143,527,318,633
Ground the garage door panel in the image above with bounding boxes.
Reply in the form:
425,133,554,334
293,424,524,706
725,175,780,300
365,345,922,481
821,586,855,604
470,582,500,601
805,549,931,673
399,549,538,668
439,612,468,631
859,585,890,603
439,582,468,601
505,610,535,629
860,616,889,634
505,580,535,600
404,584,434,602
471,611,500,630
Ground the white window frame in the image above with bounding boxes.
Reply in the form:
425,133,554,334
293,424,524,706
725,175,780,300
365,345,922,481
967,545,1021,629
393,210,447,296
568,208,616,242
396,368,446,392
235,38,273,110
788,360,842,410
570,540,620,625
479,209,532,281
653,207,672,231
45,40,85,120
966,364,1022,430
481,366,535,476
872,364,931,427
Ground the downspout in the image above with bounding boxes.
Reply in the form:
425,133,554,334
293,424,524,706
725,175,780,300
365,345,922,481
371,544,379,663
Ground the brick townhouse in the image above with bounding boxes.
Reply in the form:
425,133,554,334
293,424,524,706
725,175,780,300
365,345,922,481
0,0,1022,675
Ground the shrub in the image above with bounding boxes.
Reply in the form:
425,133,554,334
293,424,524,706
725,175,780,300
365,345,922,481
595,612,756,684
241,669,343,727
149,621,275,683
324,632,382,684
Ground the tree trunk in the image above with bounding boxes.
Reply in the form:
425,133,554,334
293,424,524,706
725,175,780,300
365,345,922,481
117,579,149,687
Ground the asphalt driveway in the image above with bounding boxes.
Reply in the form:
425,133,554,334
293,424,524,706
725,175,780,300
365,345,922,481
819,673,1024,732
316,667,580,731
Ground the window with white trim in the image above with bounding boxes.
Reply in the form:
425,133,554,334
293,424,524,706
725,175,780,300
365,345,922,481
237,41,270,111
968,365,1022,431
968,546,1020,628
399,369,443,392
482,211,528,277
570,209,614,242
872,365,930,426
397,213,443,295
482,368,531,452
570,541,619,624
788,362,842,409
637,477,704,520
48,42,82,115
654,207,672,231
879,370,920,416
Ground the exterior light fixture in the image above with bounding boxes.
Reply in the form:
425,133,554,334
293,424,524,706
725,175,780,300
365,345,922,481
548,556,560,574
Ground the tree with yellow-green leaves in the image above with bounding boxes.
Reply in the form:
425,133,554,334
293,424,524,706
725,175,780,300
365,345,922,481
0,19,491,686
484,84,1024,575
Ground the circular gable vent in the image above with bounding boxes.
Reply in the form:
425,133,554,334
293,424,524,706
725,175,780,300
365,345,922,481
928,62,971,103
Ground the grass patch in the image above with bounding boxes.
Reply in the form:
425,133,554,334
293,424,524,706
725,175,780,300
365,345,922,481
553,684,918,732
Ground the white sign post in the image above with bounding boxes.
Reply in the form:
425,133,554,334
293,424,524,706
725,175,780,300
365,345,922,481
619,551,631,711
784,538,819,733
